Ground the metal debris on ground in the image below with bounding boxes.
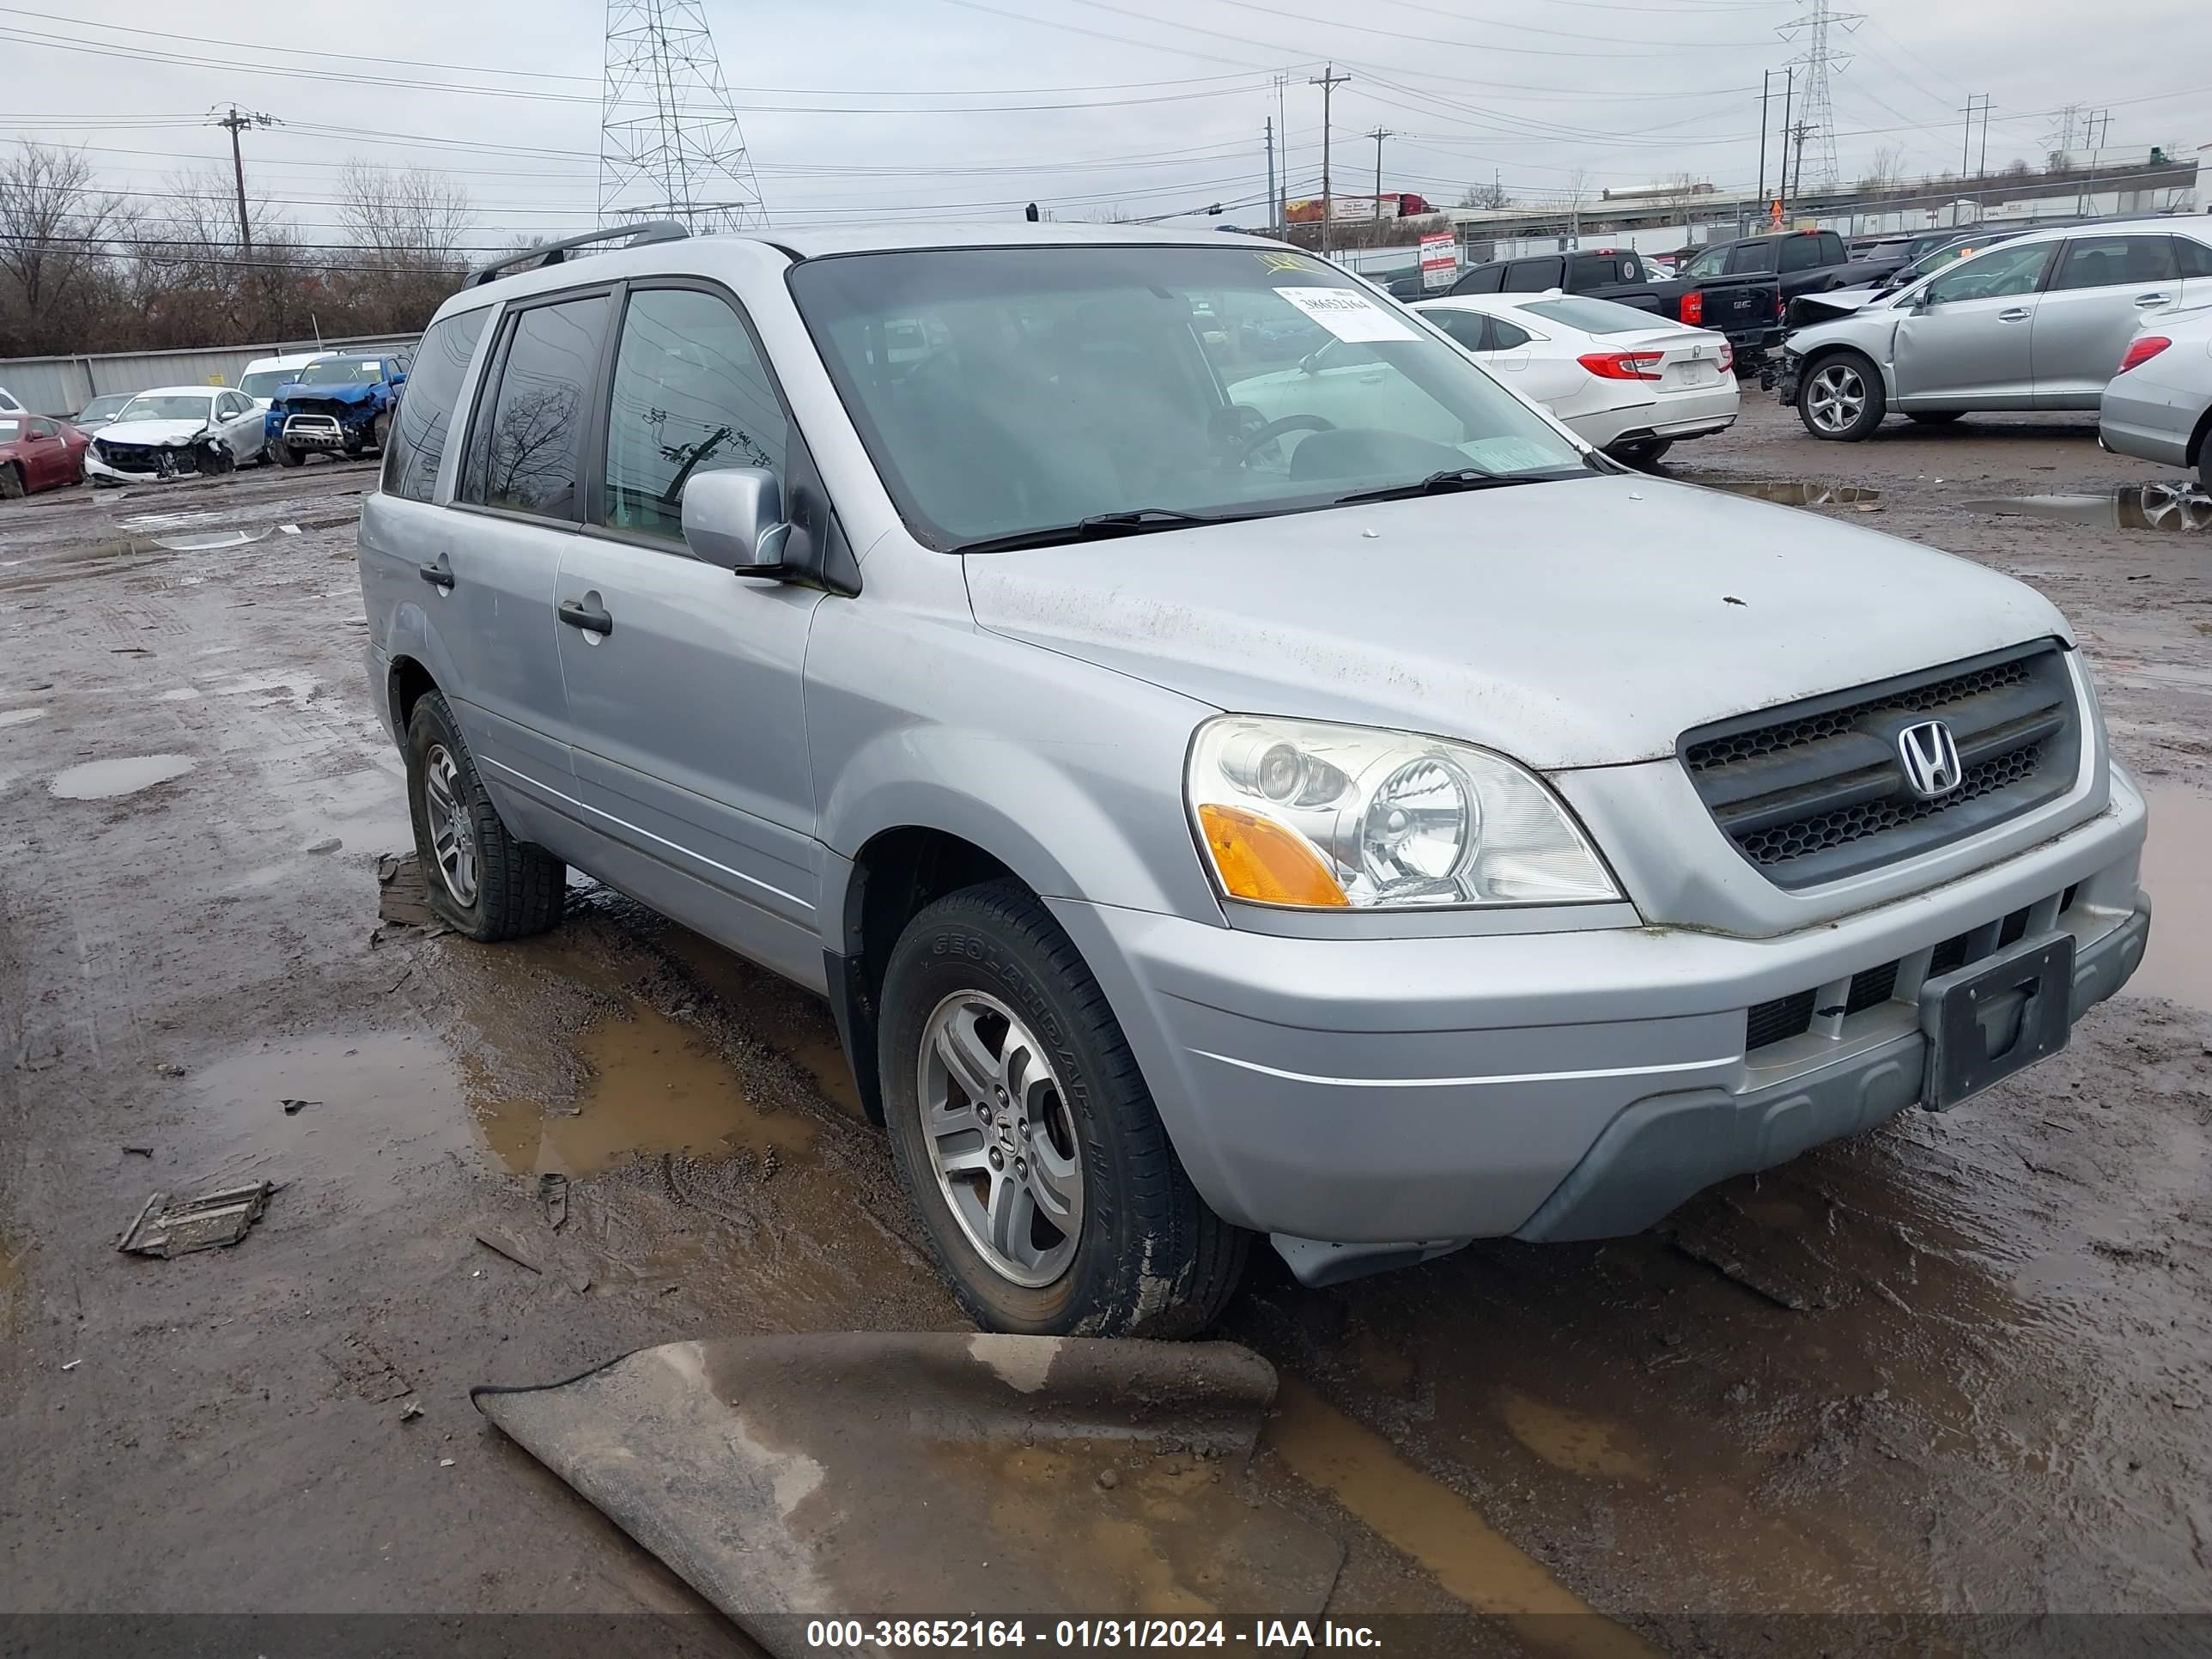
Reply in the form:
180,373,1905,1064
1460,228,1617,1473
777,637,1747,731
472,1226,545,1276
374,853,440,930
116,1181,275,1258
399,1399,423,1423
473,1334,1342,1654
538,1172,569,1231
280,1097,321,1116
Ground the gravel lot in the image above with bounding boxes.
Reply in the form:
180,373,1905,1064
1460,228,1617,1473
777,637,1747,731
2,402,2206,1652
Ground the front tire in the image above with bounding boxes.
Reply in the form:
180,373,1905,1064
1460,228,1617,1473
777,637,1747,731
404,691,565,942
276,442,302,468
0,462,22,500
880,880,1249,1337
1797,351,1886,441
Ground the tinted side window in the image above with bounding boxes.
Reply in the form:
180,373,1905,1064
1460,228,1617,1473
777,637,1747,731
1779,236,1826,273
385,308,489,502
1731,242,1779,274
1489,319,1533,349
2179,237,2212,278
1570,253,1634,288
1927,241,2054,304
2051,235,2179,290
602,288,788,541
1452,264,1505,295
1428,310,1492,351
459,295,610,520
1503,258,1562,291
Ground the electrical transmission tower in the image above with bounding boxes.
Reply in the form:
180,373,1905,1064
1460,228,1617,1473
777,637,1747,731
1778,1,1861,191
599,0,764,232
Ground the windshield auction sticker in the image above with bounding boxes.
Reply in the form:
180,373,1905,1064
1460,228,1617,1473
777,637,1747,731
1272,286,1419,342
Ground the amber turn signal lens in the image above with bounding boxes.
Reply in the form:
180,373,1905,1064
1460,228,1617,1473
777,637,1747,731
1199,803,1349,908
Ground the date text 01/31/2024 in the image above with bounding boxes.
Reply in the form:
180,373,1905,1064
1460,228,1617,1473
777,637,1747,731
803,1620,1383,1649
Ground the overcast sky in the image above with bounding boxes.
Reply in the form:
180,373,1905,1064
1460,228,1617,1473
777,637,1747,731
3,0,2203,251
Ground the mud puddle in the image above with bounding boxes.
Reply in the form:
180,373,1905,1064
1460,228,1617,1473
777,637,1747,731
1966,482,2211,532
471,1005,819,1177
48,753,195,799
1691,478,1884,508
2136,787,2210,1010
0,707,47,727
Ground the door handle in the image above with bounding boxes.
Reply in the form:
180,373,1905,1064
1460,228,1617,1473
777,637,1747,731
417,558,454,589
557,597,613,635
2134,292,2170,307
1998,307,2031,322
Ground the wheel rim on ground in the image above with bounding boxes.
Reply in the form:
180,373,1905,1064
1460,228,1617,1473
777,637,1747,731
1807,362,1866,433
917,990,1084,1289
422,744,480,906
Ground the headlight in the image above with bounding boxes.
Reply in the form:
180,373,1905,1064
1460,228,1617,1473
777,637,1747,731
1187,715,1620,910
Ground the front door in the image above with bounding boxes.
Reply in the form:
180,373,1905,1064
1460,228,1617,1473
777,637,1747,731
551,283,827,973
1892,239,2055,407
214,392,263,460
2029,234,2184,407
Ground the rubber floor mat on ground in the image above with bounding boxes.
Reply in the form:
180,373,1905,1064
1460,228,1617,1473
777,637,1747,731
474,1334,1343,1655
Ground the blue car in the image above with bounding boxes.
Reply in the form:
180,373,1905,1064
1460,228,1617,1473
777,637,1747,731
265,351,410,466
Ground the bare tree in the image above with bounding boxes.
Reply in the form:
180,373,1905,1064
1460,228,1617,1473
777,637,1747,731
336,161,474,331
1856,145,1907,198
0,142,124,356
1457,179,1513,210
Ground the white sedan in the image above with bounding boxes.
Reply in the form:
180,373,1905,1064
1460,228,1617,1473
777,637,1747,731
1411,291,1738,465
83,385,269,485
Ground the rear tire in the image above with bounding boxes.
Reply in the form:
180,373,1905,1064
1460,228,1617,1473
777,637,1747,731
880,879,1249,1338
1908,411,1965,427
1609,437,1674,468
404,691,565,942
1797,350,1886,441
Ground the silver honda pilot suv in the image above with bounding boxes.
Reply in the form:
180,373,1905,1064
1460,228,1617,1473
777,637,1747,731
359,222,2152,1336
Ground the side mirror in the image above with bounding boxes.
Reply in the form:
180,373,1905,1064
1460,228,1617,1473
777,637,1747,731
682,467,793,575
1297,348,1324,376
388,370,406,387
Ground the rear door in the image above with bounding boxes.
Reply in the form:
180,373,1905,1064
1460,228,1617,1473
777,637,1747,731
1892,239,2055,407
550,280,829,979
2178,234,2212,300
2029,234,2184,405
442,289,618,805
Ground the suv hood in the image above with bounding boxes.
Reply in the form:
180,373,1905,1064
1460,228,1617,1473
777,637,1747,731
963,473,2070,769
274,380,378,406
94,418,214,447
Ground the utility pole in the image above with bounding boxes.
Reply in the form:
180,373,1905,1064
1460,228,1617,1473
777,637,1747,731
1264,117,1277,234
1310,63,1350,258
1273,72,1289,237
210,106,274,253
1776,68,1794,220
1757,70,1771,216
1790,123,1813,210
1366,126,1393,216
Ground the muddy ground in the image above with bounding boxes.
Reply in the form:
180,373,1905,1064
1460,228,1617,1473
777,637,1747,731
1,403,2207,1653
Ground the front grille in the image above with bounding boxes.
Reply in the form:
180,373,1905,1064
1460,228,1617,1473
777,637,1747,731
288,398,352,421
1680,641,2080,889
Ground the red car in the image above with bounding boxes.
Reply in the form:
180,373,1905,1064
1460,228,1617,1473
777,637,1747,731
0,413,89,497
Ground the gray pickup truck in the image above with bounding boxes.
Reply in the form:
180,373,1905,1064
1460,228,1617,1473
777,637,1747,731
360,221,2151,1336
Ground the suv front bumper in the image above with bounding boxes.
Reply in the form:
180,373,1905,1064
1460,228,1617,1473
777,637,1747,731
1047,774,2148,1279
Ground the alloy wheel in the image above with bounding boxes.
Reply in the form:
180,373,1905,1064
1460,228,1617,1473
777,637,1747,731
422,744,480,906
916,990,1084,1288
1807,362,1866,434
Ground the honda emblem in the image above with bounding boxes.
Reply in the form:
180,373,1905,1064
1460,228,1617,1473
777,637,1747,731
1897,720,1963,799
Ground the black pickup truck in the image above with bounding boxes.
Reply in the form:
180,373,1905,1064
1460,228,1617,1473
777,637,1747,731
1676,228,1911,322
1449,246,1783,366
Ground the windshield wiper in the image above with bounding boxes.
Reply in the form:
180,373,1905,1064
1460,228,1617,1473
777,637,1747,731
1334,468,1553,506
952,507,1253,554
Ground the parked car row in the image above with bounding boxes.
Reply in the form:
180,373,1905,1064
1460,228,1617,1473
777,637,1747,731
0,348,415,497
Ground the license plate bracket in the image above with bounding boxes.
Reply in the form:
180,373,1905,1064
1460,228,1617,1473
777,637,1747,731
1918,932,2075,1110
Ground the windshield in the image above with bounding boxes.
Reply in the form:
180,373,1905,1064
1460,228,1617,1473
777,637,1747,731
298,358,383,386
78,396,128,420
1518,295,1668,335
238,369,297,399
117,393,213,423
787,245,1589,550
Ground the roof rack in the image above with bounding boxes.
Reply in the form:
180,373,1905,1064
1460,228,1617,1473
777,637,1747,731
466,221,690,289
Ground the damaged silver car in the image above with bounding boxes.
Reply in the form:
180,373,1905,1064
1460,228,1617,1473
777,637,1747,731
85,386,269,485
